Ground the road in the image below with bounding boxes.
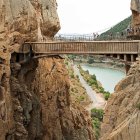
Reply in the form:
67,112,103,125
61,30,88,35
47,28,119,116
73,65,106,110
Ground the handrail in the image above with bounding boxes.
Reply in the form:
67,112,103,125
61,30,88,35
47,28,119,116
25,40,140,44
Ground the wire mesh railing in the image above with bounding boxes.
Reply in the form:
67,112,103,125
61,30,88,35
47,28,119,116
53,33,128,42
53,29,140,42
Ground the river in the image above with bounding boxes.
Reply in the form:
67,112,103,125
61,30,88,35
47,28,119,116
81,65,126,93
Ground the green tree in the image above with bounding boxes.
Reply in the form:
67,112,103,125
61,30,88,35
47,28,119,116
87,58,94,64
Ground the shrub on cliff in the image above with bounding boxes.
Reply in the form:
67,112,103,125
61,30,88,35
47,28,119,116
78,96,85,101
88,79,98,86
104,92,110,100
98,87,104,93
91,108,104,121
70,73,75,78
91,74,97,81
136,103,140,110
91,108,104,140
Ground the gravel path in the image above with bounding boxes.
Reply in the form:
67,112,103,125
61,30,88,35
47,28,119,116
73,65,106,110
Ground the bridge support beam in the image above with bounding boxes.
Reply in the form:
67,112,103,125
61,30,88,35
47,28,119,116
117,54,121,59
131,54,135,62
124,54,127,61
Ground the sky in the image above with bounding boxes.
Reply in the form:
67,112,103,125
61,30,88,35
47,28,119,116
57,0,132,34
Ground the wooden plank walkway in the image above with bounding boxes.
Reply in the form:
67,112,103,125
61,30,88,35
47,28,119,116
22,41,140,55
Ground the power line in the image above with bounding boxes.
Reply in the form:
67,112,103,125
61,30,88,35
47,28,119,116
56,24,118,36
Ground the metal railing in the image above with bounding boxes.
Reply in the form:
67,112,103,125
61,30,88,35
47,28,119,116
53,31,140,42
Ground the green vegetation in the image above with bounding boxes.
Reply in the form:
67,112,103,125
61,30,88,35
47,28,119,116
79,66,110,100
87,58,94,64
76,75,79,79
65,58,90,106
64,58,75,79
70,73,75,78
65,61,69,65
91,108,104,140
68,55,76,60
78,95,85,102
136,103,140,110
99,16,131,40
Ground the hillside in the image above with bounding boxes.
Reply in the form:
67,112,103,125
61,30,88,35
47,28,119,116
99,16,132,39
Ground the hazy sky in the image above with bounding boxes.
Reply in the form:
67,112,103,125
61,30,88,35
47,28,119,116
57,0,131,34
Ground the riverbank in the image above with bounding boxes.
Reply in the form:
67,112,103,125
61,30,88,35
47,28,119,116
65,60,92,107
75,61,125,73
81,64,125,93
78,65,111,100
73,65,106,110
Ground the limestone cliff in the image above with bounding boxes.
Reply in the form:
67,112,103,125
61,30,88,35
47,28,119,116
0,0,60,42
9,57,94,139
100,2,140,139
100,59,140,140
0,0,95,139
131,0,140,27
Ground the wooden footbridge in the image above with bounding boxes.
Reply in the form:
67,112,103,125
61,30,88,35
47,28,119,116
12,40,140,72
20,40,140,61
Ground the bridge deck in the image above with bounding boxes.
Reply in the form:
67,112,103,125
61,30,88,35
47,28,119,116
21,40,140,55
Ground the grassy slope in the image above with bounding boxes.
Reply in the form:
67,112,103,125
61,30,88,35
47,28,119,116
99,16,132,38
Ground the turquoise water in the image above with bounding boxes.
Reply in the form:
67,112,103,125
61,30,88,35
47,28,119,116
81,65,126,93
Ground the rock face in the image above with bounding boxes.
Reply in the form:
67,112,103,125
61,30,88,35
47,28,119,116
100,59,140,140
9,57,95,140
131,0,140,27
100,1,140,139
0,0,60,41
0,0,95,140
0,42,14,140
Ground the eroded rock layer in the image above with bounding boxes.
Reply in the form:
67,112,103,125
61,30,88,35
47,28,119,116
131,0,140,27
100,59,140,140
0,0,95,139
100,1,140,139
9,57,95,140
0,0,60,42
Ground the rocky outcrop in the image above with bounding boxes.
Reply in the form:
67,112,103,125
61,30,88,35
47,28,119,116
0,0,60,42
100,59,140,140
0,1,95,139
100,2,140,139
9,57,95,140
131,0,140,27
0,43,14,140
0,0,60,139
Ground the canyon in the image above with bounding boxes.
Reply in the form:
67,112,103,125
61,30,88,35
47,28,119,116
0,0,94,139
100,1,140,139
0,0,140,140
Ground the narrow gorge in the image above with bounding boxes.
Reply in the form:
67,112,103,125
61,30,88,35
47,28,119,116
0,0,94,139
100,1,140,139
0,0,140,140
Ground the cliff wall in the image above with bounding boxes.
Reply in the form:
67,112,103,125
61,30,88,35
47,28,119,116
0,0,94,139
9,57,94,140
100,1,140,139
131,0,140,27
100,59,140,140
